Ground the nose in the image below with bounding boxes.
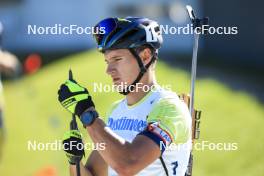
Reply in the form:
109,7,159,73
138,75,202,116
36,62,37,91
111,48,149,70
106,63,115,75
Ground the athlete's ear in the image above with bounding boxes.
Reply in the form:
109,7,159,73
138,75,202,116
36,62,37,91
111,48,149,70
140,48,152,65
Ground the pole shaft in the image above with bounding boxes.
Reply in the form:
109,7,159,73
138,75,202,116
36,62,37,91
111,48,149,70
189,33,199,116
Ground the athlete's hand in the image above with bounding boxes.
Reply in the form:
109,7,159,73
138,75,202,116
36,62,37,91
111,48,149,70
58,79,95,117
63,130,85,165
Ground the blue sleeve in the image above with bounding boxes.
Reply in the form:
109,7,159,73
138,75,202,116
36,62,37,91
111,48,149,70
138,130,166,154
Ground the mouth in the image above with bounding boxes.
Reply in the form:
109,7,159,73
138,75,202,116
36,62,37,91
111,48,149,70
112,77,120,83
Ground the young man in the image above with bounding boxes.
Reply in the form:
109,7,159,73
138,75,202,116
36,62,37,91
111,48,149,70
58,17,192,176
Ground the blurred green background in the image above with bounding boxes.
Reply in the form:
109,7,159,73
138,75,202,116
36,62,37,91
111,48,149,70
0,50,263,175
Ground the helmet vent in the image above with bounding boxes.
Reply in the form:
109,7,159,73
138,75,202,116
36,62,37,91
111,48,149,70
142,21,150,26
154,26,160,32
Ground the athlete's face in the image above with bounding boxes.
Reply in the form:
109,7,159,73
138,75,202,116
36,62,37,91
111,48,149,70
104,49,140,86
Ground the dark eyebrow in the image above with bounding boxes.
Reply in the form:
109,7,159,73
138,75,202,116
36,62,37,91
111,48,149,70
105,55,123,62
111,55,123,59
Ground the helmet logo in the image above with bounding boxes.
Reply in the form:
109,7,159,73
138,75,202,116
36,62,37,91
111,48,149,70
144,22,159,42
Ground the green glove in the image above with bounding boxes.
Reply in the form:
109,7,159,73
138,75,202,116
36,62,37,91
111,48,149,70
58,79,95,117
62,130,85,165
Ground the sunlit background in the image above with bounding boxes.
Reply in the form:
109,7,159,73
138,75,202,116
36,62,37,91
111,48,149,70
0,0,263,175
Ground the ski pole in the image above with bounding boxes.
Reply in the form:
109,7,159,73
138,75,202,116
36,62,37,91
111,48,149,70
69,69,81,176
185,5,209,176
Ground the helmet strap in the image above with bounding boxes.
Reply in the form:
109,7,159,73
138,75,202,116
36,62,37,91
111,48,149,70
120,48,155,95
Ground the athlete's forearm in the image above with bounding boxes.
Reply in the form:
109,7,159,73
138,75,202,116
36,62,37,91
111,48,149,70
86,117,136,174
69,163,93,176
